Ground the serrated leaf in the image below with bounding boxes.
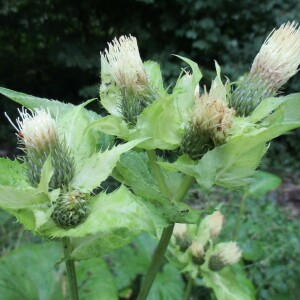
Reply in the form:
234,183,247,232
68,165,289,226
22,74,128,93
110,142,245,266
0,158,28,187
0,87,73,115
71,139,146,190
114,151,201,224
202,266,255,300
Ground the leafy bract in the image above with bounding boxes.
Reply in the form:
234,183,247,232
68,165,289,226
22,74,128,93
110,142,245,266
0,158,28,187
202,266,255,300
96,57,202,150
70,139,146,191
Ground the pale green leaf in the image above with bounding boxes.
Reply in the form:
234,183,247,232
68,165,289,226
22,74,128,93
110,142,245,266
202,266,255,300
0,186,48,209
45,185,159,237
58,100,113,169
144,60,164,94
0,158,28,188
71,139,146,190
0,87,73,115
115,151,201,224
38,155,53,194
87,115,130,141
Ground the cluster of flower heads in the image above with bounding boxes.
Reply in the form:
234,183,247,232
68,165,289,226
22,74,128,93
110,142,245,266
6,108,89,227
172,211,242,273
100,22,300,160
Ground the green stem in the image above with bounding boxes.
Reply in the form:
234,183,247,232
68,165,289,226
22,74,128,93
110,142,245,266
147,150,172,199
62,237,79,300
137,150,194,300
137,224,175,300
232,193,247,240
183,275,194,300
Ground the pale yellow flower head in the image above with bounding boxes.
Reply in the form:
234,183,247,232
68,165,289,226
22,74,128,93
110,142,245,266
192,88,235,145
214,241,242,265
207,211,224,239
174,223,188,239
101,35,148,93
251,21,300,90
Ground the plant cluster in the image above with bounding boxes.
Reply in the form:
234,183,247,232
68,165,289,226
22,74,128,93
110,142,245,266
1,22,300,299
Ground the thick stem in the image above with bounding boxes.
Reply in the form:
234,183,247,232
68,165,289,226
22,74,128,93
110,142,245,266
62,237,79,300
183,275,194,300
232,193,247,240
137,150,194,300
137,224,175,300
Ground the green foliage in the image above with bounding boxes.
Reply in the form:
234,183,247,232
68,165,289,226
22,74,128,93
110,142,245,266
0,242,119,300
106,233,185,299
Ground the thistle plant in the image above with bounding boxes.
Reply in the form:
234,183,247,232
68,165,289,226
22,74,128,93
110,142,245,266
1,21,300,300
229,22,300,116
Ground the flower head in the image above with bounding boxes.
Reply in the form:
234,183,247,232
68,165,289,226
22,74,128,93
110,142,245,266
206,211,224,239
6,108,74,189
208,241,242,271
173,223,192,252
101,35,156,126
189,240,205,265
251,21,300,89
8,107,58,152
230,22,300,116
182,87,235,160
101,35,148,93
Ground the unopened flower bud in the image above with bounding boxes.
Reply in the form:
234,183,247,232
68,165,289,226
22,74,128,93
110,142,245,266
101,35,157,126
207,211,224,239
208,242,242,271
189,240,205,265
182,88,235,160
51,189,89,227
6,108,74,189
173,223,192,252
230,22,300,116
